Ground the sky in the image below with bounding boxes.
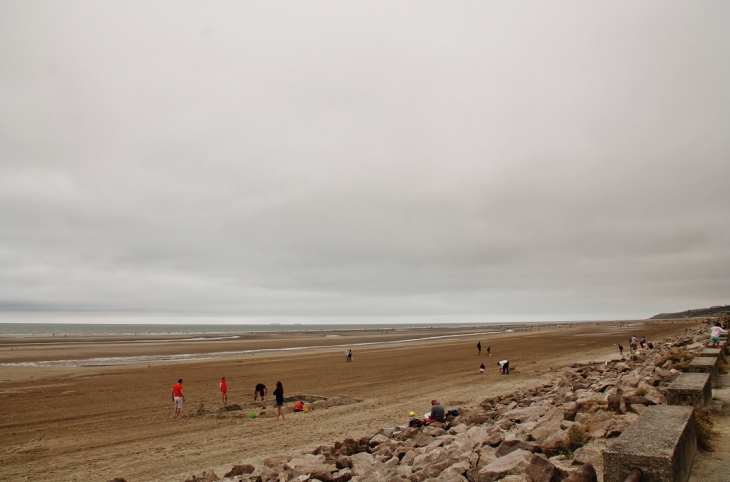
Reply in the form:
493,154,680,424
1,1,729,324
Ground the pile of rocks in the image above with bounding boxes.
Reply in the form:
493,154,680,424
173,328,712,482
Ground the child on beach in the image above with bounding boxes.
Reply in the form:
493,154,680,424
220,377,228,405
479,363,485,374
486,346,491,356
617,344,624,356
274,381,285,420
710,322,727,348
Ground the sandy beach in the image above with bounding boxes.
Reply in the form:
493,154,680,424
0,320,698,481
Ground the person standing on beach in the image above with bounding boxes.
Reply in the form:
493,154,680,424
220,377,228,405
477,341,481,355
629,336,638,353
273,381,285,420
254,383,267,402
479,362,485,374
348,348,353,362
345,348,350,362
172,379,184,418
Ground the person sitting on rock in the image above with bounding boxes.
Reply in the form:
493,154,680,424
294,401,304,412
424,399,445,423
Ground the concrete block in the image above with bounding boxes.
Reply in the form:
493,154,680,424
666,373,712,408
718,374,730,390
603,405,696,482
697,348,722,358
687,357,718,383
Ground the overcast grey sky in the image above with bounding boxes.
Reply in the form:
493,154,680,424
1,1,728,324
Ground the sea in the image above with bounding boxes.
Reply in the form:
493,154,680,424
0,322,510,368
0,322,510,338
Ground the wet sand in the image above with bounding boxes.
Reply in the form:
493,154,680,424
0,320,699,481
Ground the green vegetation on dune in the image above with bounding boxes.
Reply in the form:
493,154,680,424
650,305,730,320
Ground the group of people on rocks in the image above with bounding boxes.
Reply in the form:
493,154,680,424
171,379,286,420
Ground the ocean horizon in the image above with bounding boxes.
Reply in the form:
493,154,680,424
0,321,552,337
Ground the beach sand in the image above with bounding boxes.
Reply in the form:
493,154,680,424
0,320,698,481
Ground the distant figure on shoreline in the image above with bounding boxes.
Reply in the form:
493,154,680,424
254,383,267,402
477,341,481,355
486,346,491,356
345,348,353,362
498,360,509,375
172,379,184,418
479,363,485,374
220,377,228,405
274,381,285,420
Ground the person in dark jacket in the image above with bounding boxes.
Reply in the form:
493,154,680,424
273,381,285,420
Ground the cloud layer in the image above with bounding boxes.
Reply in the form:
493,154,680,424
1,2,729,323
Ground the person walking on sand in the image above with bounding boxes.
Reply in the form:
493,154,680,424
220,377,228,405
172,379,184,418
254,383,267,402
273,381,285,420
486,346,491,356
479,362,485,374
348,348,353,362
477,341,482,355
345,348,350,362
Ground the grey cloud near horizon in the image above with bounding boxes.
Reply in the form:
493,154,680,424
1,1,729,323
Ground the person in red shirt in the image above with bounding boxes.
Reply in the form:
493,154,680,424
294,401,304,412
172,379,184,418
220,377,228,405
